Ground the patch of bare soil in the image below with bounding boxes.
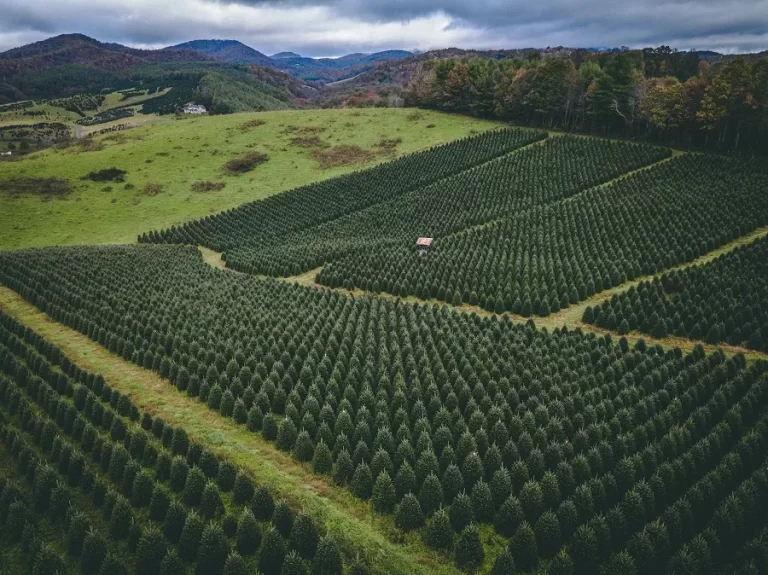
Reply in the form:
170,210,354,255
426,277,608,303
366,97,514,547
240,118,266,130
311,145,376,169
191,181,226,193
0,177,72,198
224,152,269,174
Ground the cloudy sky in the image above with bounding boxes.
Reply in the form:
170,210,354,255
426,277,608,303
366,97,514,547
1,0,767,56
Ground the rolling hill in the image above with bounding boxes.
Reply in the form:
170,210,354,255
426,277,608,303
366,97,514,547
170,39,274,67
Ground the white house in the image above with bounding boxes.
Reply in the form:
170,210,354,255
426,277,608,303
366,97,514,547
182,103,207,115
0,151,11,157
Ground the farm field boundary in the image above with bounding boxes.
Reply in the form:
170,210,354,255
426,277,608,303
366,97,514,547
0,285,468,575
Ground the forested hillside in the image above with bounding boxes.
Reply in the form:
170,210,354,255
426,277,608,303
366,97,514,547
402,48,768,155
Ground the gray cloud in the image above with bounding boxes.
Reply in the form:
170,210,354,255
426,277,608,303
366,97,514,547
0,0,766,56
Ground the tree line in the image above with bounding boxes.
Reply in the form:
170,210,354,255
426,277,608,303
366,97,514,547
404,47,768,155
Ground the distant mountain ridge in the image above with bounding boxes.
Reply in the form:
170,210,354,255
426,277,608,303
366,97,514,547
170,39,274,67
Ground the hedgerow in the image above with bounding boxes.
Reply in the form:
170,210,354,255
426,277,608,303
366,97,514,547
1,244,767,571
585,234,768,351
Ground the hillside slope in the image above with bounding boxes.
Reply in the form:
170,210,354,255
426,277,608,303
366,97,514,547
170,39,274,67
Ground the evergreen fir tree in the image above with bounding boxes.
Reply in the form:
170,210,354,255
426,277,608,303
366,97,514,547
510,521,538,572
259,527,286,574
372,470,396,514
252,485,275,520
351,463,373,500
236,508,261,556
425,509,454,551
455,524,484,570
450,491,475,533
135,525,167,575
195,522,229,575
313,536,343,575
272,500,295,538
395,493,425,532
312,440,333,475
163,499,187,544
491,550,515,575
178,510,204,562
289,513,319,560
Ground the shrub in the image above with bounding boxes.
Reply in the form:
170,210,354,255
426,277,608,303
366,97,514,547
224,152,269,174
395,493,424,532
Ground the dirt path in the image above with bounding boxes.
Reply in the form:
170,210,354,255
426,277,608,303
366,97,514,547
0,286,464,575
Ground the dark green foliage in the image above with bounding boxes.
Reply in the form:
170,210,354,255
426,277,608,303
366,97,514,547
293,430,314,462
217,460,237,492
222,513,238,538
534,510,562,557
276,417,299,451
470,480,494,523
132,470,154,508
395,493,425,532
135,525,168,575
312,536,343,575
236,508,261,556
109,495,132,540
491,550,515,575
450,491,475,533
149,485,171,522
100,552,128,575
182,466,206,506
312,440,332,475
289,513,319,560
425,509,454,551
510,521,538,572
372,471,396,514
495,494,524,537
419,472,444,516
222,552,249,575
33,542,67,575
252,485,275,520
259,527,286,574
571,524,599,574
283,550,309,575
333,450,353,486
67,510,90,556
163,499,187,544
549,549,575,575
232,472,255,505
81,528,108,575
455,524,484,570
351,462,373,499
442,464,464,503
273,500,295,538
169,457,189,493
179,511,204,562
201,481,223,520
159,550,185,575
195,522,229,575
395,461,416,499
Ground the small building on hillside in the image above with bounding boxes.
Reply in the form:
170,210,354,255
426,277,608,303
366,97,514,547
416,237,433,254
0,151,11,157
182,103,207,115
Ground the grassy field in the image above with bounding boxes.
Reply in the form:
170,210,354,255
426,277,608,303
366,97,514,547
0,108,501,250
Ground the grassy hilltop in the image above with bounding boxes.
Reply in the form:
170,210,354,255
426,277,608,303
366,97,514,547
0,108,500,250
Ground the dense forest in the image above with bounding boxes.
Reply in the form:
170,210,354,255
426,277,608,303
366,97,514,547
404,48,768,155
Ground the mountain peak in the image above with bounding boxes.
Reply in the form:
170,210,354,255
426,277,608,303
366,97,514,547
171,39,273,66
